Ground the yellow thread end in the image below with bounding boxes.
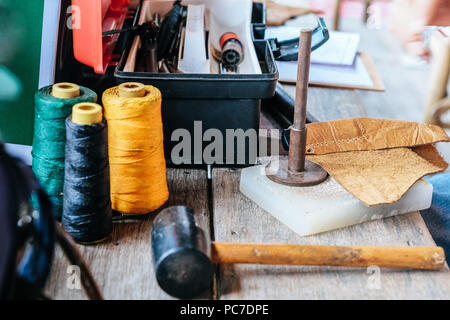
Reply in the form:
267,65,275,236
118,82,146,98
52,82,80,99
72,103,103,125
77,237,109,245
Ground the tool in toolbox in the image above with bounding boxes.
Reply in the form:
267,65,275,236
151,206,445,299
136,20,159,73
218,32,244,74
208,0,262,75
177,4,210,74
157,0,184,64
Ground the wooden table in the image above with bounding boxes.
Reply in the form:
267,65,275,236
45,85,450,300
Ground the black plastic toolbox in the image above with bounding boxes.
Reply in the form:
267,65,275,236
114,4,278,167
57,1,278,167
252,2,267,40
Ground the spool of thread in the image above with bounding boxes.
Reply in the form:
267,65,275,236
62,103,112,244
32,83,97,218
102,82,169,215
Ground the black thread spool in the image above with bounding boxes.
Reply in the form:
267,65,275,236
62,103,112,244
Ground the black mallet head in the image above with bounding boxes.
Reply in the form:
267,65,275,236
151,206,213,299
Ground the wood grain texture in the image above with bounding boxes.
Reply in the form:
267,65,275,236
44,168,210,300
282,85,368,121
212,168,450,300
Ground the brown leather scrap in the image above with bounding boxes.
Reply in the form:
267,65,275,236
308,148,446,206
412,144,449,170
304,118,449,206
305,118,450,155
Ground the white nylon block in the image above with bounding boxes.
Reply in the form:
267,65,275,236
240,165,433,236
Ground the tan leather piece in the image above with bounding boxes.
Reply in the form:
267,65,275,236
305,118,450,155
412,144,449,170
307,148,445,206
303,118,450,206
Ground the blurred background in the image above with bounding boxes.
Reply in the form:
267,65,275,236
299,0,449,124
0,0,449,145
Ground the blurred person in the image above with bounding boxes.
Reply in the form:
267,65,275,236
391,0,450,60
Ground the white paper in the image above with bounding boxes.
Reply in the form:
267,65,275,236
439,26,450,37
311,31,360,66
277,55,374,89
4,144,32,166
266,27,360,67
39,0,61,87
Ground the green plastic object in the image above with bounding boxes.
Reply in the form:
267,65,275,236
32,85,97,218
0,65,22,102
0,0,44,144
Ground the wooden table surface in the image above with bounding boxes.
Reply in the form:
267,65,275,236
44,84,450,300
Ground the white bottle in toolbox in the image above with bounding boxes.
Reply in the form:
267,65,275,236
178,4,210,73
207,0,262,74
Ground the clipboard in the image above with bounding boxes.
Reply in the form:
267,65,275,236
278,52,385,92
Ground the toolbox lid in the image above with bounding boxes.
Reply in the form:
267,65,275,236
72,0,130,74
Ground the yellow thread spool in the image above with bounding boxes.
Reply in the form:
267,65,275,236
72,103,103,125
52,82,80,99
102,82,169,214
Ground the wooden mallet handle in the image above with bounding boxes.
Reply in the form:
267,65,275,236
211,243,445,270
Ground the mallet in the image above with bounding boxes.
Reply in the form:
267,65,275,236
151,206,445,299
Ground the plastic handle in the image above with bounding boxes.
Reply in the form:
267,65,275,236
273,17,330,61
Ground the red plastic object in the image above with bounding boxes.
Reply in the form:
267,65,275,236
219,32,240,49
72,0,130,74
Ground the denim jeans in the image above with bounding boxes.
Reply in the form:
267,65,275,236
422,173,450,264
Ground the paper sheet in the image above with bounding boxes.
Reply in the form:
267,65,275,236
39,0,61,87
277,55,374,88
266,28,360,66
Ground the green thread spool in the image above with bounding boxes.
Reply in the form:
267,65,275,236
32,83,97,218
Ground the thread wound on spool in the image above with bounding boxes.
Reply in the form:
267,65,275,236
32,85,97,218
62,116,112,243
102,84,169,214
